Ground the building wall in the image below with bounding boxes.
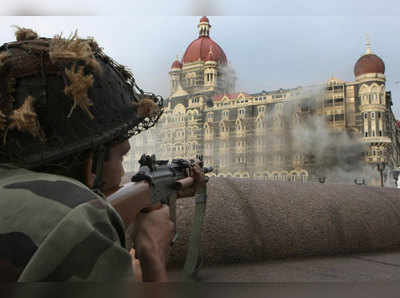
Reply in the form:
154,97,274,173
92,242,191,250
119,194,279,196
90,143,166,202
125,43,399,187
126,68,400,187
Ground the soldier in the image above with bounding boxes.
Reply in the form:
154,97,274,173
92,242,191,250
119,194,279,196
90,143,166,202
0,27,203,282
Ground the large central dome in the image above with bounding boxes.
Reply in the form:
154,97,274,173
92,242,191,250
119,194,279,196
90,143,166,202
182,17,227,65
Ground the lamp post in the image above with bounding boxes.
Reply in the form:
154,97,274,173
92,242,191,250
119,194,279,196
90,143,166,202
354,177,366,185
392,168,400,188
376,162,386,187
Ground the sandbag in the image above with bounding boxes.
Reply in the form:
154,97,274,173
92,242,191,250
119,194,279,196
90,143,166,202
168,177,400,267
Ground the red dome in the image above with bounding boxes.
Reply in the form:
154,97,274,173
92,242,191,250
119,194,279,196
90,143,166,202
182,37,227,64
171,59,182,69
354,54,385,77
200,16,209,23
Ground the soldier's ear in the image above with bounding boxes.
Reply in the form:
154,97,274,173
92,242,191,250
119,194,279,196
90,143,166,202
83,153,96,188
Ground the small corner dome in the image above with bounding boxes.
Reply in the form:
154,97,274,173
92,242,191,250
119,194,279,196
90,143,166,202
354,54,385,77
171,59,182,69
354,35,385,77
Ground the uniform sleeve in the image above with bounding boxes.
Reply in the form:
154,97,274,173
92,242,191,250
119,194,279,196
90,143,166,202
18,198,134,282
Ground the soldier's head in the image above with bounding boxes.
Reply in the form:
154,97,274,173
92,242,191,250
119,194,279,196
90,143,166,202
0,27,163,193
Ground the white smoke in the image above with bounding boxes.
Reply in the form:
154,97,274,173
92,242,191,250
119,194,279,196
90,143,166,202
219,63,236,93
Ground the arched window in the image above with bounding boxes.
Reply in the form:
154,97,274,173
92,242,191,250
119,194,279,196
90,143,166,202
301,173,307,183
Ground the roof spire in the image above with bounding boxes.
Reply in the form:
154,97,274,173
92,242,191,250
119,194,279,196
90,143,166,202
365,33,371,54
198,16,211,37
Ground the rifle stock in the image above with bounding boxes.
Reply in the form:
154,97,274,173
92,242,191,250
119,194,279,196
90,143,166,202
107,181,151,226
107,177,196,227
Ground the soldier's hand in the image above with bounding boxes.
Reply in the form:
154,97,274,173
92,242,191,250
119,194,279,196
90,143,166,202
191,162,206,191
132,204,174,282
177,162,206,198
129,248,143,282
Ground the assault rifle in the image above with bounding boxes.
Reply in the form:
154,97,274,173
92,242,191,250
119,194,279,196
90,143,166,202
107,154,213,278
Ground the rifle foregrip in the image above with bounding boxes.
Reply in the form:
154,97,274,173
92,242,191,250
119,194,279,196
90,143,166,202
175,177,195,190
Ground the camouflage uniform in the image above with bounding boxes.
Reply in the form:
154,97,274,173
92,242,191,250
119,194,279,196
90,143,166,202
0,28,162,281
0,165,134,282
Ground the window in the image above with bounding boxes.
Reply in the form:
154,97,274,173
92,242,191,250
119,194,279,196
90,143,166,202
372,131,376,137
335,98,344,105
378,112,381,118
365,132,368,137
362,95,367,103
371,112,375,119
301,173,307,183
364,113,368,119
335,114,344,121
379,130,382,136
373,150,376,156
239,109,246,116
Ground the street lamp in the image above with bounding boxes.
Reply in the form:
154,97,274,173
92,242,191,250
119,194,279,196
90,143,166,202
376,162,386,187
392,168,400,188
354,177,366,185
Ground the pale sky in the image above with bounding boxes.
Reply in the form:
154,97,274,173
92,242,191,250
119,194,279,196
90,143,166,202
0,1,399,118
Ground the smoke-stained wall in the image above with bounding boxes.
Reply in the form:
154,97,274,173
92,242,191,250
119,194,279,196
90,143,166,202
125,80,400,187
123,18,400,187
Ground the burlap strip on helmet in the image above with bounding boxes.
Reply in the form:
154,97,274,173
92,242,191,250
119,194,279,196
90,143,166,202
135,98,162,119
6,95,46,143
64,63,94,119
12,26,39,42
49,30,102,75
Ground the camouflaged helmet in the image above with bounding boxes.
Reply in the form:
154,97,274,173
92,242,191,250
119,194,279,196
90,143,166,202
0,27,163,169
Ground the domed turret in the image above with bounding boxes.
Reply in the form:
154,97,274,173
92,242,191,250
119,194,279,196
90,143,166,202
354,35,385,77
171,58,182,70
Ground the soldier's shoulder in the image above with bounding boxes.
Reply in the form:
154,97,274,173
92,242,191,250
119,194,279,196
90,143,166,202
0,165,100,209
